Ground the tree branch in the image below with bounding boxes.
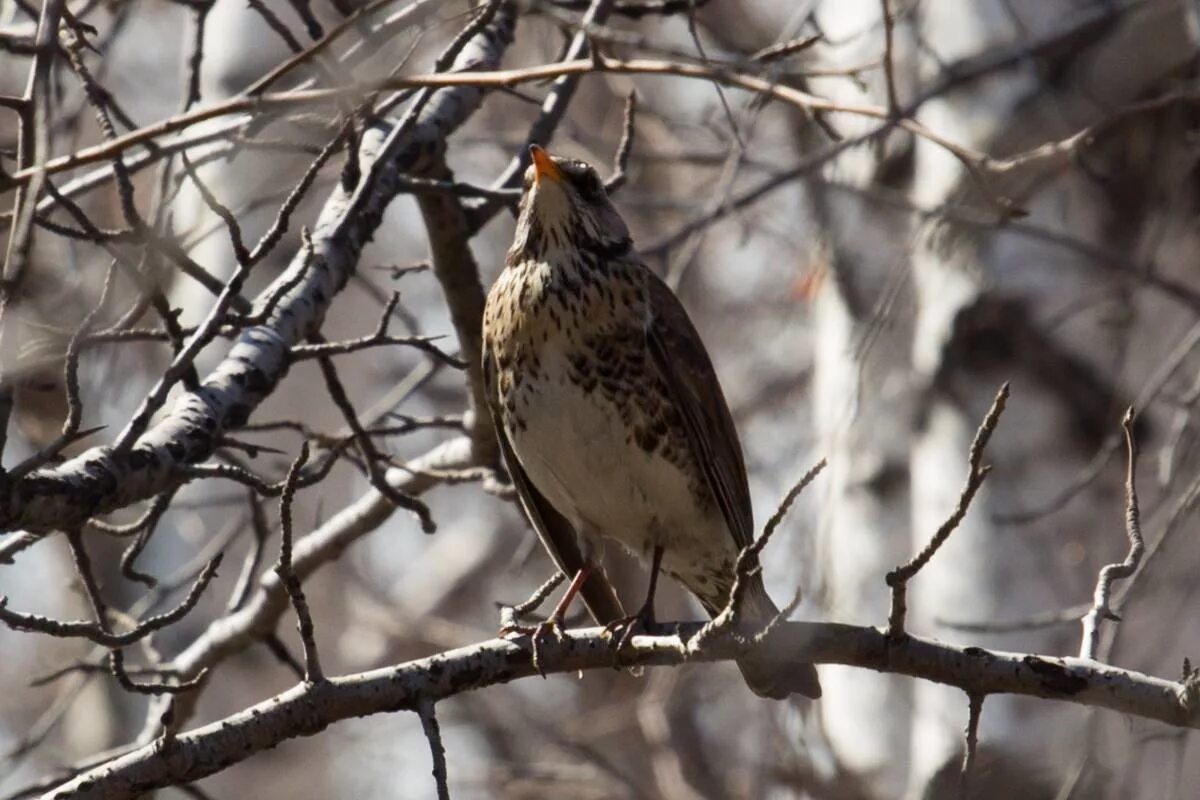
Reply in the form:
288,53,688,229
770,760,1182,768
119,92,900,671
0,6,517,535
46,620,1200,798
138,436,475,738
886,383,1007,637
1079,408,1144,660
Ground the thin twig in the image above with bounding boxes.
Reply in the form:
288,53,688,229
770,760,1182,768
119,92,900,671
0,554,223,648
417,696,450,800
499,571,567,629
62,529,207,694
1079,408,1144,660
262,632,306,681
684,0,742,149
885,383,1008,637
119,489,178,588
181,2,210,110
467,0,616,229
2,62,1187,213
998,321,1200,525
603,90,637,193
246,0,305,53
696,460,826,645
274,442,324,683
227,492,270,614
289,292,465,367
749,34,822,63
5,260,115,477
314,348,436,532
960,692,984,798
2,0,64,285
758,458,827,549
880,0,901,115
178,152,250,264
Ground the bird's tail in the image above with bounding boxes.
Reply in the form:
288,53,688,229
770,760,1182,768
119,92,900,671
702,579,821,700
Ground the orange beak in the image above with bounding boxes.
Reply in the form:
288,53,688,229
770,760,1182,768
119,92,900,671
529,144,562,183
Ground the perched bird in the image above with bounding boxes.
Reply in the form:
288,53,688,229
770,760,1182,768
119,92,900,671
482,145,820,700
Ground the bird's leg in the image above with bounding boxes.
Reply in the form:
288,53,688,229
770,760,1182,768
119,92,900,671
544,563,592,632
603,545,663,655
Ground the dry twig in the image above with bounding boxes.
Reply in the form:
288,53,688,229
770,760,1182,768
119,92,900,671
960,692,985,798
274,442,323,683
885,383,1008,637
1079,408,1144,660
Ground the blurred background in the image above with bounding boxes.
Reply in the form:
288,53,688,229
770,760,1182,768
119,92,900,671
1,0,1199,797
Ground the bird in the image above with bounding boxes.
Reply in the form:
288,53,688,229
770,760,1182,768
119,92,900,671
481,144,820,700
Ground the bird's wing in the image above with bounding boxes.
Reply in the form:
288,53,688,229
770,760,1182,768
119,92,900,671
481,352,626,624
643,269,755,549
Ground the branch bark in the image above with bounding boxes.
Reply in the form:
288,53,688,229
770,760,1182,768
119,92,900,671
45,620,1199,798
0,6,517,535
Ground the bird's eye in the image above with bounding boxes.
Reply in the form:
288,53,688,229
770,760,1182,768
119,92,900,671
574,170,604,200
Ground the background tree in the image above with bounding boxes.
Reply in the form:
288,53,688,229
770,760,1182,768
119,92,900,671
0,1,1198,798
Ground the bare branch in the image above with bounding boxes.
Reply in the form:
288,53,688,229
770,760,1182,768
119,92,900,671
2,0,64,284
694,460,826,647
498,571,567,630
4,58,1189,218
749,34,822,63
758,457,827,549
1079,408,1144,660
7,260,116,478
144,436,474,735
119,489,178,588
0,8,516,534
289,292,466,367
886,383,1008,637
960,693,984,798
417,696,450,800
603,90,637,194
468,0,617,229
274,442,323,683
314,347,436,532
0,553,222,647
48,621,1200,797
63,529,207,696
879,0,900,115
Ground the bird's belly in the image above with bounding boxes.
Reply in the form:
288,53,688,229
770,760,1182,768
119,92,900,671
506,362,710,556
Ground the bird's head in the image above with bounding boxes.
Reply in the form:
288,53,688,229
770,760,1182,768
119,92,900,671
507,145,631,266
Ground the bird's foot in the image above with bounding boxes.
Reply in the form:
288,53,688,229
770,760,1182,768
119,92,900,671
601,604,656,663
497,616,565,641
499,617,566,677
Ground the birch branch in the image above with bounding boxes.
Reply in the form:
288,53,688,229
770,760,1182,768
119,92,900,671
0,6,517,535
44,620,1200,799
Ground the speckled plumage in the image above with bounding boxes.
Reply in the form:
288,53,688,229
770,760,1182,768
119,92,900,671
482,148,820,699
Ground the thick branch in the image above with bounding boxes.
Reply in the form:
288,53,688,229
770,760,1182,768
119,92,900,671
413,154,494,456
47,621,1200,798
0,8,516,534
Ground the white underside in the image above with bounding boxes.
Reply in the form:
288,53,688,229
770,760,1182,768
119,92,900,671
507,347,735,578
